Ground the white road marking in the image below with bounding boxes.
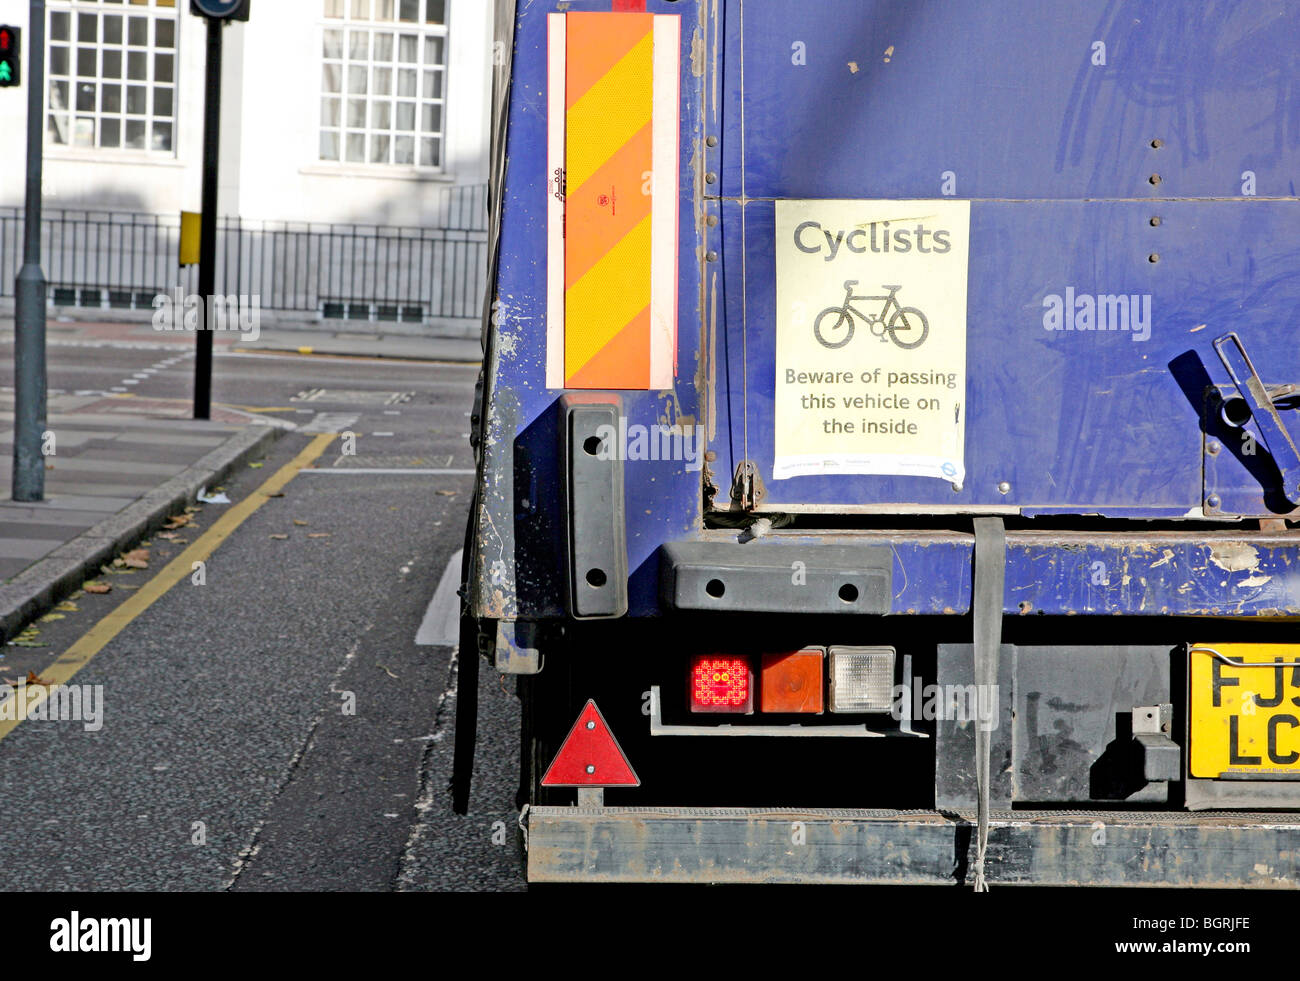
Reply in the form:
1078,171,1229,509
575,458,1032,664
415,549,463,647
300,412,359,433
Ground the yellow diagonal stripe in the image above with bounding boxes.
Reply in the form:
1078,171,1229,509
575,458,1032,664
565,30,654,196
565,214,652,378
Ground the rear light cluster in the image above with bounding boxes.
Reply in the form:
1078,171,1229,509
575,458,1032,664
689,648,895,715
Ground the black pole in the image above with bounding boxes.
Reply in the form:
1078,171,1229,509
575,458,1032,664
194,14,221,420
12,0,46,502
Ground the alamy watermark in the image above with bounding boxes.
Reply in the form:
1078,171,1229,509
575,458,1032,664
152,288,261,342
891,678,999,731
0,683,103,731
50,911,150,961
591,417,704,472
1042,287,1151,342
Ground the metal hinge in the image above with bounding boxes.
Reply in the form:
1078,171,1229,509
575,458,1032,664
729,460,767,511
1215,332,1300,504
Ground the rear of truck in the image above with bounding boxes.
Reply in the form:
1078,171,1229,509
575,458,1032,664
460,0,1300,886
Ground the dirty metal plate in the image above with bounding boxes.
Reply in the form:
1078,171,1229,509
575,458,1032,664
527,806,1300,887
660,541,892,614
1189,644,1300,779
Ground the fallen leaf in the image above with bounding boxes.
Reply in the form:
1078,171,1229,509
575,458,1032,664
158,531,180,541
26,671,51,686
436,490,456,497
10,626,47,648
269,533,289,540
55,601,78,612
83,582,111,594
377,664,399,680
164,513,193,530
263,491,285,498
292,519,309,526
122,548,150,569
249,462,264,468
39,613,65,623
307,533,331,539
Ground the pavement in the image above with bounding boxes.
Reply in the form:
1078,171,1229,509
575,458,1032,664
0,315,482,644
10,315,485,363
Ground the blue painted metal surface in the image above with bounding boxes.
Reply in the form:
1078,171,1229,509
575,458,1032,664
713,198,1300,511
718,0,1300,200
692,532,1300,617
473,0,708,619
474,0,1300,620
712,0,1300,513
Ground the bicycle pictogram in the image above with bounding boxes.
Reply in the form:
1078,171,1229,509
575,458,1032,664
813,281,930,350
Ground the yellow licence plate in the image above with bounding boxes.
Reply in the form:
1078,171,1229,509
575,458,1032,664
1190,644,1300,779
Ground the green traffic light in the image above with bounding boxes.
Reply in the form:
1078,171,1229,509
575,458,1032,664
0,61,12,83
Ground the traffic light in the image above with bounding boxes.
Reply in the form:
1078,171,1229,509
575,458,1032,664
0,25,19,87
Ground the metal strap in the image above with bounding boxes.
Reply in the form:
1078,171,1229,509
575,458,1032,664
971,517,1006,892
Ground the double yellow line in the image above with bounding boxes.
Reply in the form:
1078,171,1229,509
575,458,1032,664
0,433,336,742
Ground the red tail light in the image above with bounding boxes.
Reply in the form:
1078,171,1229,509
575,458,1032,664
690,655,753,714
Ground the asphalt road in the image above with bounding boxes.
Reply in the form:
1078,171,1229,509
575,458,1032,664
0,333,526,890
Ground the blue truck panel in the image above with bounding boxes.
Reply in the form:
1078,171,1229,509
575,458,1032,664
472,0,1299,621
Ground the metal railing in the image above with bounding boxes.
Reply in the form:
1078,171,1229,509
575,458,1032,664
0,183,489,326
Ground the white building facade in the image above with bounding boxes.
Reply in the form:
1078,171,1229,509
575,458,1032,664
0,0,493,226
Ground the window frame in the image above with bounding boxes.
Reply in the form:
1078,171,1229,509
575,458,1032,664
317,0,450,175
44,0,182,160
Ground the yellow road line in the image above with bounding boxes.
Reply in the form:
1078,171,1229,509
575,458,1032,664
0,433,336,742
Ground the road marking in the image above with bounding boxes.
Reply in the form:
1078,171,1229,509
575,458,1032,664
301,412,359,433
415,550,463,646
0,433,336,744
299,468,475,475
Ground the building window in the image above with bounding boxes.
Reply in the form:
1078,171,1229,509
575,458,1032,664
47,0,178,153
320,0,447,169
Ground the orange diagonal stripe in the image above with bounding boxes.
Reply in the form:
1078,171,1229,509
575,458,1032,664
564,214,652,380
565,11,653,107
566,306,651,390
565,121,653,289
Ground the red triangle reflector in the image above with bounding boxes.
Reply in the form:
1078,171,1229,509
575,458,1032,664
540,700,640,787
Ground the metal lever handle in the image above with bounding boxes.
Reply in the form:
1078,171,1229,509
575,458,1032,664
1213,332,1300,505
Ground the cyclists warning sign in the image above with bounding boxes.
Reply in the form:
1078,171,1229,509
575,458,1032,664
773,199,971,485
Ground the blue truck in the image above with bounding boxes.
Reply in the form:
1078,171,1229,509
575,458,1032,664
456,0,1300,887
